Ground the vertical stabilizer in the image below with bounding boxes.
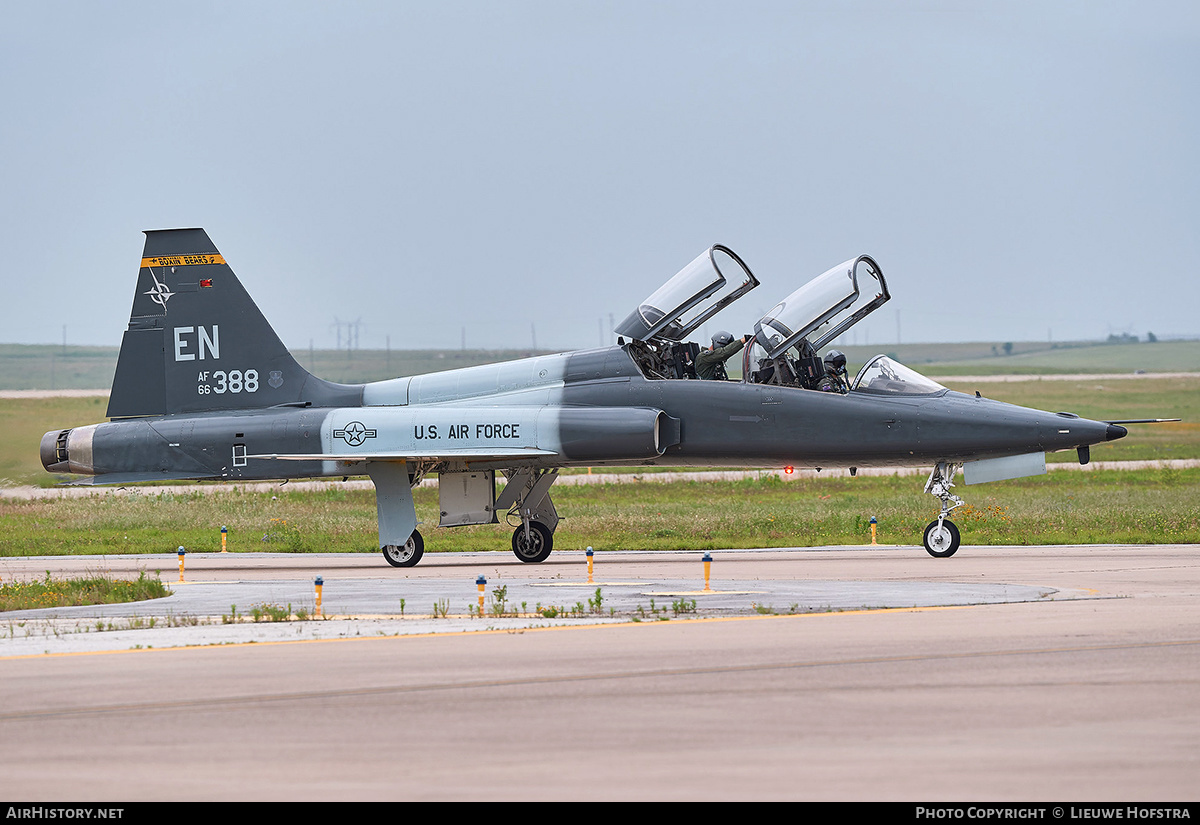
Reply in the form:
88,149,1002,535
107,228,361,418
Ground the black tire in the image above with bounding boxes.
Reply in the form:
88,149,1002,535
512,521,553,563
923,519,960,558
382,530,424,568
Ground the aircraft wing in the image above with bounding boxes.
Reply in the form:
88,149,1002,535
250,447,559,463
60,450,559,486
65,472,222,486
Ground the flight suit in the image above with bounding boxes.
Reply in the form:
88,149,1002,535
694,337,747,380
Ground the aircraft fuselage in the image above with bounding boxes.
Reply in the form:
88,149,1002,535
43,346,1123,484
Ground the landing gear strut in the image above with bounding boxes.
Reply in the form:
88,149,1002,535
923,461,964,558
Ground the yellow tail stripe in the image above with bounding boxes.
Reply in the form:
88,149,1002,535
140,254,227,268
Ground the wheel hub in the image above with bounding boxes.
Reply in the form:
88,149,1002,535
386,542,415,563
928,527,952,550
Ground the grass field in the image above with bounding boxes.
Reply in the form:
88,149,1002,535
0,571,169,611
922,340,1200,375
1,468,1196,557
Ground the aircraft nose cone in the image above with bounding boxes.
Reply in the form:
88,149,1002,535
1106,424,1128,441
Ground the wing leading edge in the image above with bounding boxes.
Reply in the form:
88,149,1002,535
250,447,559,463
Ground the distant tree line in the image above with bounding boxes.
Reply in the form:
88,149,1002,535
1106,332,1157,344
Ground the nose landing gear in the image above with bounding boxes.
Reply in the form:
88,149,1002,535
922,519,960,558
923,461,964,558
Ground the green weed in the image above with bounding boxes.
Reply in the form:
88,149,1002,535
0,570,169,612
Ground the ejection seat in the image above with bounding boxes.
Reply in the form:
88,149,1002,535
743,255,890,390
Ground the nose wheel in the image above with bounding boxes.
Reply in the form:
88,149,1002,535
923,518,960,557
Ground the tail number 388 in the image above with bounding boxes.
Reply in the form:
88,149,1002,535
197,369,259,395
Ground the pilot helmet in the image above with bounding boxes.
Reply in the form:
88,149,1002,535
712,331,734,348
823,350,847,374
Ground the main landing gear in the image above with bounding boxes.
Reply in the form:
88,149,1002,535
370,464,562,568
922,461,964,558
382,529,424,568
498,469,560,563
511,520,553,563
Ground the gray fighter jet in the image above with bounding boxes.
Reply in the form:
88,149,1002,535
41,229,1149,565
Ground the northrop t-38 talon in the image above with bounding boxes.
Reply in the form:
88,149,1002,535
42,228,1156,565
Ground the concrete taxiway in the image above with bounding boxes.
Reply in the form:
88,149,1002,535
1,543,1197,801
1,546,1097,655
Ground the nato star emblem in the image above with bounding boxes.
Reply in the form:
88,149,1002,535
144,270,174,308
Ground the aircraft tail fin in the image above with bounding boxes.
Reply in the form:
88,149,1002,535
107,228,362,418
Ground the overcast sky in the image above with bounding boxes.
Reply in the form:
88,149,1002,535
2,0,1197,353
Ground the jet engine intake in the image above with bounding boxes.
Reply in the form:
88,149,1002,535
556,408,681,462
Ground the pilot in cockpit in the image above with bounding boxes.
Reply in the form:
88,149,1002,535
816,350,850,394
696,331,751,380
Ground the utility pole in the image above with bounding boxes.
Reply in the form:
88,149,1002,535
331,318,363,354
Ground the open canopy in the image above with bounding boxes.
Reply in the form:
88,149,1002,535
753,255,889,359
615,245,759,343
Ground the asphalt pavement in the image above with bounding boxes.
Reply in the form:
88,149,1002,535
0,547,1101,655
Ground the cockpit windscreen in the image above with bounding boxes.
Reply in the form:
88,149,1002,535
851,355,947,396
